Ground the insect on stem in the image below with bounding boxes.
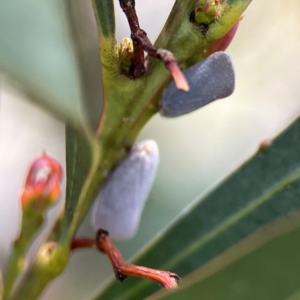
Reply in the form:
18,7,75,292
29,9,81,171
118,0,189,91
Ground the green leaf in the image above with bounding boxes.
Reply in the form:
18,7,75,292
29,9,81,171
4,0,252,298
61,127,95,236
94,117,300,299
156,216,300,300
92,0,115,39
0,0,102,131
287,290,300,300
55,0,116,245
59,126,101,245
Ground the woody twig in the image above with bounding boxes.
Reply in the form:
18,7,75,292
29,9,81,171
72,229,180,289
119,0,189,91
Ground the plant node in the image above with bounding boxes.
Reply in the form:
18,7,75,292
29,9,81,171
118,0,189,91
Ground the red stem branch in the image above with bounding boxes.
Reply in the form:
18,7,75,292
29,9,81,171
96,229,180,289
119,0,189,91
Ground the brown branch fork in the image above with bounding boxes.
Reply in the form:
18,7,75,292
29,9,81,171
72,229,180,289
118,0,189,91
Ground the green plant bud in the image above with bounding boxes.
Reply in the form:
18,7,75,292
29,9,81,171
195,0,225,25
36,242,58,265
118,37,134,75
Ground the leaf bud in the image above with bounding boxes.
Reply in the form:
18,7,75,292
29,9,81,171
118,37,134,76
194,0,225,25
21,152,63,210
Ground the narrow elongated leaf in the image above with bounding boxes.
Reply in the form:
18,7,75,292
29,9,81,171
94,117,300,299
57,0,116,245
150,209,300,299
60,126,98,240
0,0,102,130
65,0,103,131
157,224,300,300
287,290,300,300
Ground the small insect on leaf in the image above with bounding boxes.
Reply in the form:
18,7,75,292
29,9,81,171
91,140,159,239
160,51,235,118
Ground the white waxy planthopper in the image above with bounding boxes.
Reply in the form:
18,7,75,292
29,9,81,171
160,51,235,117
91,140,159,239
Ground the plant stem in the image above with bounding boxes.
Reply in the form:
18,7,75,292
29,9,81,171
3,213,43,299
7,0,253,298
71,230,181,289
9,245,68,300
118,0,189,90
95,229,181,289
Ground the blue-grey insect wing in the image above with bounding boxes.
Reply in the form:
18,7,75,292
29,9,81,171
160,51,235,117
91,140,159,240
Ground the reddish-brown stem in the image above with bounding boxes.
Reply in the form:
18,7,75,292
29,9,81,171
131,40,146,78
156,49,189,91
71,237,96,250
96,229,180,289
119,0,189,91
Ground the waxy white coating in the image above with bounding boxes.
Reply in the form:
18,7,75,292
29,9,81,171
160,51,235,117
91,140,159,240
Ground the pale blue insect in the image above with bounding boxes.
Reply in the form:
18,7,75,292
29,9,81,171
91,140,159,240
160,51,235,117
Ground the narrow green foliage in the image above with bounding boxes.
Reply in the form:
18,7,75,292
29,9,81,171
92,0,115,38
0,0,83,127
95,117,300,299
0,0,252,299
3,212,43,299
59,126,100,245
287,290,300,300
159,226,300,300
